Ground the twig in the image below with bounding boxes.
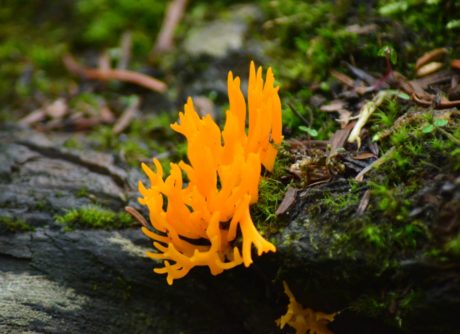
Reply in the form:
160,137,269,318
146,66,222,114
113,96,141,134
153,0,188,54
125,206,150,229
63,54,167,93
356,190,371,215
411,92,460,109
438,127,460,146
118,32,132,70
355,147,395,182
288,102,310,126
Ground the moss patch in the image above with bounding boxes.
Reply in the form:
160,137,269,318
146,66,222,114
55,205,135,231
0,216,33,234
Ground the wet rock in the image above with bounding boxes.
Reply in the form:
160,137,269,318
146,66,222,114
0,228,277,334
0,125,133,227
182,4,262,58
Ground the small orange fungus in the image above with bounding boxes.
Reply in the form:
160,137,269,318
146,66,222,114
138,61,282,285
277,281,337,334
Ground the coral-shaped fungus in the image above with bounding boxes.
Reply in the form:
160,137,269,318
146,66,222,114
138,62,282,285
277,281,337,334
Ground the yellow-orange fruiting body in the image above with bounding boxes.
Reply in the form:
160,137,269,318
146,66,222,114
138,62,282,285
277,281,337,334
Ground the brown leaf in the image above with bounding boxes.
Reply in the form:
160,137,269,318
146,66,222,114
416,62,443,78
320,100,345,112
415,48,448,70
45,98,68,119
336,109,352,128
452,59,460,70
330,70,354,87
329,123,354,156
352,152,375,160
19,109,46,125
368,141,379,156
276,187,299,216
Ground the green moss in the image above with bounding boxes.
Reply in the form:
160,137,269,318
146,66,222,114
320,188,361,215
252,146,292,233
76,187,90,198
0,216,33,233
445,234,460,257
55,205,134,231
378,0,460,51
351,289,422,328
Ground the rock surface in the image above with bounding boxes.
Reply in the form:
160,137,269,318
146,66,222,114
1,125,459,334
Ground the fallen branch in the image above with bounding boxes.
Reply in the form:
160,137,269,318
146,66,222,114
63,54,167,93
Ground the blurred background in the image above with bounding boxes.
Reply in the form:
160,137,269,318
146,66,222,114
1,0,458,168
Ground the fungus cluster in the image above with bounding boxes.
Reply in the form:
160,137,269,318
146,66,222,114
138,62,282,285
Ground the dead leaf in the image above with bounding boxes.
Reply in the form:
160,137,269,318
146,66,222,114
346,63,377,85
330,70,355,87
415,48,448,70
19,109,46,125
356,190,371,215
452,59,460,70
352,152,375,160
416,62,443,77
368,141,379,156
329,124,353,156
275,187,298,216
320,100,345,112
45,98,68,119
345,24,377,34
336,109,352,128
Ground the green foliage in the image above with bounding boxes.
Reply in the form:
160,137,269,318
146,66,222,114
283,93,336,139
378,0,460,49
262,0,361,85
55,205,134,231
298,126,318,137
377,45,398,65
76,0,166,52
